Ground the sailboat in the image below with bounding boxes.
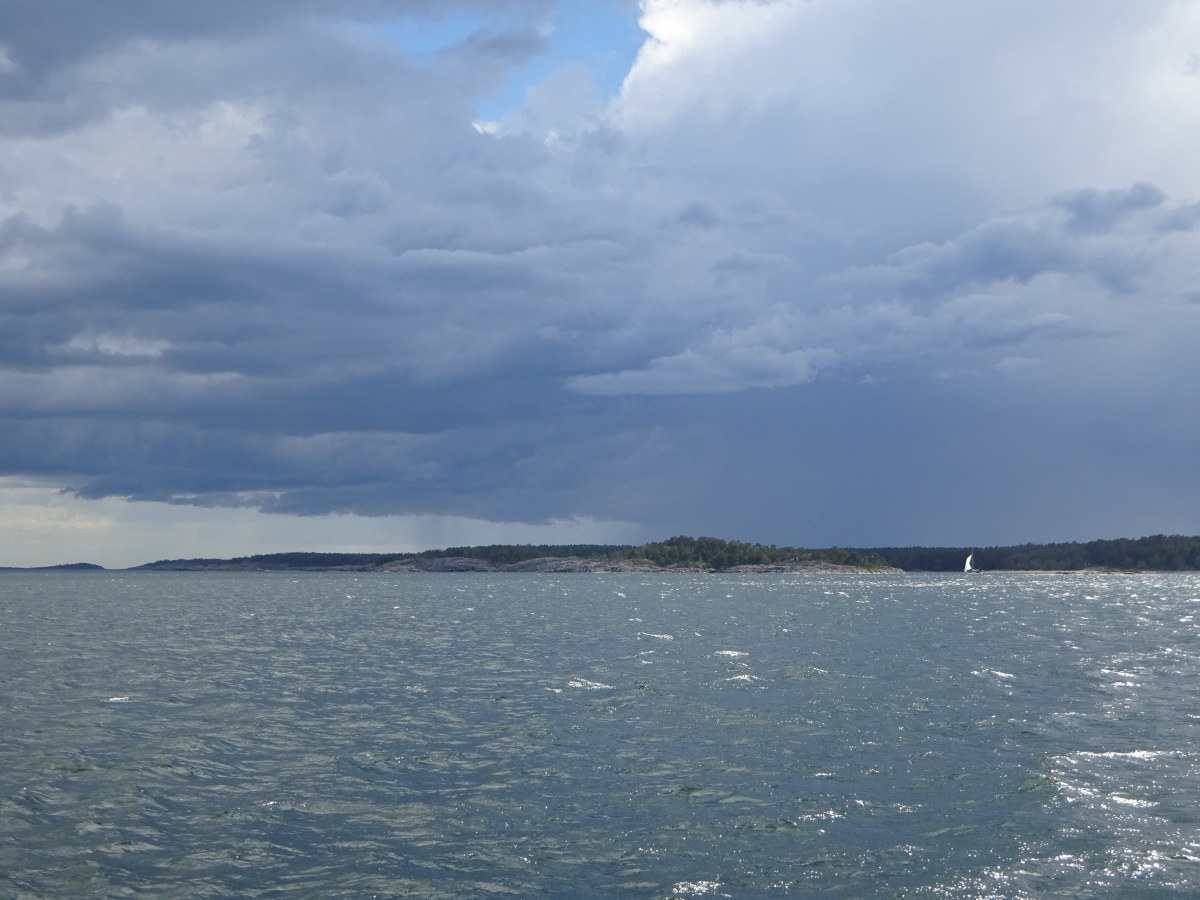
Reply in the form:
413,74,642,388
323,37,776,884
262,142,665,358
964,553,978,574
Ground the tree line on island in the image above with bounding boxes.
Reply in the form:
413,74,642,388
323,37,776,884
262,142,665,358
874,534,1200,572
131,533,1200,572
132,536,889,571
388,536,894,571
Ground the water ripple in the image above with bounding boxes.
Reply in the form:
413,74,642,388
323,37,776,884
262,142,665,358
1,571,1198,897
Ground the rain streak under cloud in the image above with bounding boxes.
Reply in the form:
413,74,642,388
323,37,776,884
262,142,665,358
2,0,1200,565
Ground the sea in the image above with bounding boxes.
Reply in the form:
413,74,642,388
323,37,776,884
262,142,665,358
1,571,1198,898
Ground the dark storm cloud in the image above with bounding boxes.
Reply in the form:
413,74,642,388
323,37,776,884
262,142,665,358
2,0,1200,545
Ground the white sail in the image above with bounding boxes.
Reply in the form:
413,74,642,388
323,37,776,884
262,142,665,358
964,554,973,572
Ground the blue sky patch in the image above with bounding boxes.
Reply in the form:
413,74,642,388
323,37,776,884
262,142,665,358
369,0,645,120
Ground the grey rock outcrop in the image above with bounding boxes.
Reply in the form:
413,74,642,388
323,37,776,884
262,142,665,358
503,557,661,573
726,560,902,574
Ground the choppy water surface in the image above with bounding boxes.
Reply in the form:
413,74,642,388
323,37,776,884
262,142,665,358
2,572,1198,898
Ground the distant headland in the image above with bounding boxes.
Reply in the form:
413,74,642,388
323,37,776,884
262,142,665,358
6,534,1200,574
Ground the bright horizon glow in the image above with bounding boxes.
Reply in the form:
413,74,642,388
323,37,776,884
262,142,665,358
0,479,642,570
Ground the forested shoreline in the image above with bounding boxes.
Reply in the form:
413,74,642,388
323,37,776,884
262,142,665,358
114,533,1200,573
131,536,892,572
868,534,1200,572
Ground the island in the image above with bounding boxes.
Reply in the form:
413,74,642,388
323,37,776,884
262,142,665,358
9,534,1200,573
128,536,899,574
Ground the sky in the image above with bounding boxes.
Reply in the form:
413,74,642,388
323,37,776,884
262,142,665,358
2,0,1200,568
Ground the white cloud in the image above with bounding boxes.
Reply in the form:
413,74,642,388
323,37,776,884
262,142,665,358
613,0,1200,216
616,0,800,128
481,62,606,137
61,332,171,358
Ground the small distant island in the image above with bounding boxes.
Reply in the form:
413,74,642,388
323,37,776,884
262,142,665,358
0,562,106,572
8,533,1200,574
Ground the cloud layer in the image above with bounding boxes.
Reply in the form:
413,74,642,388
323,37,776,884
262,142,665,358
3,0,1200,549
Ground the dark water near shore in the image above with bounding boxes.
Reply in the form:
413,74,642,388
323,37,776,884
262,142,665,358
2,572,1198,898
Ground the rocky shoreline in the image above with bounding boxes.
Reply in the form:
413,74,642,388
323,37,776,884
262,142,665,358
130,556,901,574
24,535,1189,574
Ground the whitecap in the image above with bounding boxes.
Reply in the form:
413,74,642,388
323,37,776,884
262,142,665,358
1110,795,1158,808
102,696,130,703
797,808,844,821
568,679,614,690
714,650,747,658
1076,750,1169,761
638,632,673,640
672,881,723,897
